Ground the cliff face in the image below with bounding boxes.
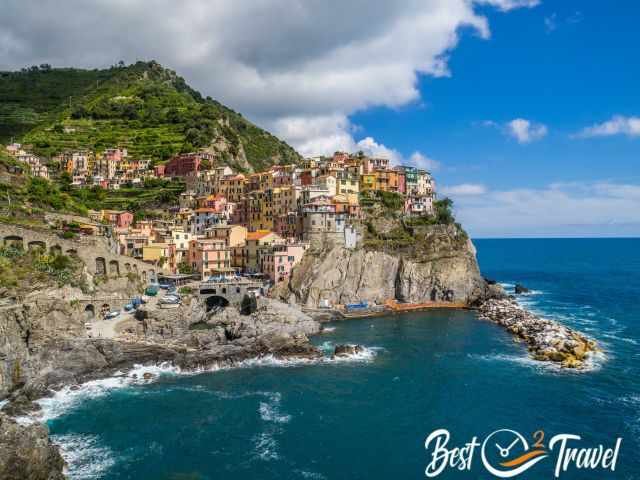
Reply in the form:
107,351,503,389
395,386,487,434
0,413,65,480
280,224,492,307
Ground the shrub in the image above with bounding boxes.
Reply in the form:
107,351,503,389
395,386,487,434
240,294,258,316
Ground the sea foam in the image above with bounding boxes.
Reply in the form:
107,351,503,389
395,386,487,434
51,433,115,480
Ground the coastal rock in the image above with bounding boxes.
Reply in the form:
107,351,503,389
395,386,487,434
0,413,65,480
477,297,598,369
515,284,530,294
334,345,364,357
279,225,500,308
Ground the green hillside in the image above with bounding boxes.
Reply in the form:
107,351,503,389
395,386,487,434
0,61,301,171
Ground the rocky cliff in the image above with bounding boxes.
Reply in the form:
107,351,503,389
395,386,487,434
279,224,495,308
0,413,65,480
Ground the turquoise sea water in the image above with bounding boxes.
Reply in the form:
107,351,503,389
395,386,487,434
43,238,640,479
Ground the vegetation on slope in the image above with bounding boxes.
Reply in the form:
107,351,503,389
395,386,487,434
1,147,184,217
0,61,301,171
362,198,468,253
0,243,84,297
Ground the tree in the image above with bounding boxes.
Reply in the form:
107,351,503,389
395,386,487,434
240,294,257,316
59,171,72,192
177,262,193,274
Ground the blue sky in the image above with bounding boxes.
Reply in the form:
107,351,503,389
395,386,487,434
1,0,638,237
349,1,640,237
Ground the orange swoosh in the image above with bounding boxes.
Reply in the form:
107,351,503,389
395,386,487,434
500,450,547,467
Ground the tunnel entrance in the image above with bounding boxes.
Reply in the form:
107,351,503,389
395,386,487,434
205,296,230,312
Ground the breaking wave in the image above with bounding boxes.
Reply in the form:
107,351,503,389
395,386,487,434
51,433,115,480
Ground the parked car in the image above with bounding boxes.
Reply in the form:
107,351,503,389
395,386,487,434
105,311,120,320
145,285,159,296
159,282,171,290
159,296,181,305
124,304,134,312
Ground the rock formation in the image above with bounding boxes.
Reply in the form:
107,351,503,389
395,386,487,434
477,297,598,368
278,225,498,307
0,413,65,480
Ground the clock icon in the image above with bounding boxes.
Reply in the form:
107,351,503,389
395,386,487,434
481,429,548,478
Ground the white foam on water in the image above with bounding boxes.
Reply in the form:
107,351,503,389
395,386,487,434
253,432,279,461
468,350,605,374
32,362,182,423
51,433,115,480
259,392,291,424
601,333,638,346
23,347,382,425
295,469,327,479
320,326,336,333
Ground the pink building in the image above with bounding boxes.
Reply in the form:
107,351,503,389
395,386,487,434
260,243,308,283
102,210,134,228
188,238,232,279
154,164,166,177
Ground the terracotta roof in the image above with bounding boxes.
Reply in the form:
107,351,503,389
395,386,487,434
246,230,273,240
195,208,219,213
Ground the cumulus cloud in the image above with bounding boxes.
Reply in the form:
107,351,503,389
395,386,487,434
506,118,548,143
0,0,536,156
573,115,640,139
451,182,640,237
475,0,540,12
479,118,548,144
441,183,487,196
408,151,441,171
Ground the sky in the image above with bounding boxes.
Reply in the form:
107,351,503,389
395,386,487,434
1,0,639,237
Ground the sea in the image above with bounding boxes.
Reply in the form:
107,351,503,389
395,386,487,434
37,238,639,479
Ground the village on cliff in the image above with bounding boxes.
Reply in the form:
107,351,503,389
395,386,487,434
4,144,436,290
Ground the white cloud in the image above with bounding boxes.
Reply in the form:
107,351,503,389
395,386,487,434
479,118,548,144
506,118,548,143
409,151,441,171
0,0,536,156
475,0,541,12
355,137,402,163
544,13,558,33
450,182,640,237
573,115,640,139
441,183,487,196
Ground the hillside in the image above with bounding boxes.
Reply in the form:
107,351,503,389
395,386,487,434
0,61,301,172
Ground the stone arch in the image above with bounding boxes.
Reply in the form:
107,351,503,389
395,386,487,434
84,304,95,320
50,245,63,256
27,240,46,252
124,263,131,273
109,260,120,276
133,264,138,274
95,257,106,275
206,296,229,311
4,235,24,249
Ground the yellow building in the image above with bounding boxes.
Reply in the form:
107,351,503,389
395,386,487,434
206,224,247,248
142,242,175,271
336,173,359,196
360,173,377,193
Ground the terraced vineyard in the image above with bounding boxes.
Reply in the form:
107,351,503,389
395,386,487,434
1,61,301,171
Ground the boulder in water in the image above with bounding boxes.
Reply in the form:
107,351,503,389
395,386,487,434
514,284,530,294
143,372,154,380
334,344,364,357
